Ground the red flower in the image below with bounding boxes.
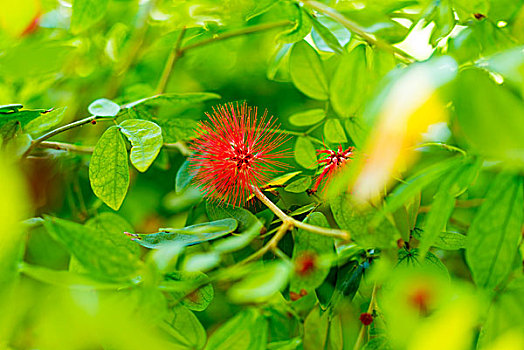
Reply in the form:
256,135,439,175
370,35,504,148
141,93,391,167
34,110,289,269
310,145,355,193
190,102,289,206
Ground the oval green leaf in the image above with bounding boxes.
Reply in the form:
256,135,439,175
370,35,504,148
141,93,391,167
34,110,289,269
290,40,329,100
324,119,347,143
88,98,120,117
43,216,142,281
289,109,325,127
89,126,129,211
330,45,368,118
294,136,317,169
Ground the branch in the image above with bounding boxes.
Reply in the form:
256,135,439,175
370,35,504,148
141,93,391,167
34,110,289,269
302,1,415,64
252,185,350,240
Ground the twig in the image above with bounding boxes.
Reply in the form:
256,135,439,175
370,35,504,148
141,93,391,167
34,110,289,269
302,1,415,64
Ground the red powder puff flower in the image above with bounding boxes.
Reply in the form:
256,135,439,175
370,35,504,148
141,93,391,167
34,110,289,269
310,145,355,193
189,102,289,206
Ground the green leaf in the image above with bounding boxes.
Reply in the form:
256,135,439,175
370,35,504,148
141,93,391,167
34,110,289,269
205,309,268,350
288,109,325,127
213,220,263,253
433,231,466,250
119,119,163,172
43,216,142,281
332,193,398,248
71,0,109,34
228,261,291,303
165,271,214,311
344,117,368,148
89,126,129,211
290,212,334,293
88,98,120,117
303,306,329,350
285,176,312,193
24,107,66,136
466,173,523,290
20,263,131,290
206,202,259,232
380,157,463,219
164,305,207,350
128,219,238,249
323,119,347,143
123,92,220,109
330,45,368,118
294,136,317,169
159,118,199,143
289,40,329,100
417,167,463,259
309,15,344,54
0,109,43,129
454,68,524,164
85,212,140,257
278,4,313,44
175,159,194,194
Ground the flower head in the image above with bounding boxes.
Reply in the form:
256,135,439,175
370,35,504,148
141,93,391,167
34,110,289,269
189,102,288,206
310,145,355,193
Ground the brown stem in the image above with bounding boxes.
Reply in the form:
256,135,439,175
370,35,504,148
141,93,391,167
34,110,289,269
252,186,350,240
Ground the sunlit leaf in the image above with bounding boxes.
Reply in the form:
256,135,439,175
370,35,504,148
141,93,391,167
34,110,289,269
120,119,163,172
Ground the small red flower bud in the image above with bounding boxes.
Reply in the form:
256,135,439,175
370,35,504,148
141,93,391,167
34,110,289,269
359,312,373,326
396,238,405,249
91,120,97,125
300,289,308,296
294,252,317,277
289,291,302,301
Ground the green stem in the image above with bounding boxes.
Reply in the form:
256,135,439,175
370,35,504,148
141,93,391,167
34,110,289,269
156,27,187,94
252,186,350,240
302,1,415,64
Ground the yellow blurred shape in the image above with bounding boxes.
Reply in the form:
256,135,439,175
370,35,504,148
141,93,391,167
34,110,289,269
352,58,457,201
484,330,524,350
0,0,40,38
408,297,478,350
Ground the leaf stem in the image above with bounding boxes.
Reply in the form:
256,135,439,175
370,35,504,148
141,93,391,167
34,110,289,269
302,0,415,64
252,185,350,240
